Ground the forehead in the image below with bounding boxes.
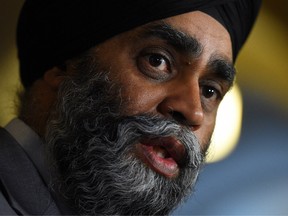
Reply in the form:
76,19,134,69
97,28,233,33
106,11,232,62
159,11,232,60
164,11,231,49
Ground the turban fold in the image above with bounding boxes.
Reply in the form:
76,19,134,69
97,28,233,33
17,0,262,88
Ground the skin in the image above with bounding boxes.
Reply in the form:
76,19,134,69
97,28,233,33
22,11,234,157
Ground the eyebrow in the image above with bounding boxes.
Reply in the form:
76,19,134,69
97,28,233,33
207,56,236,86
140,22,235,85
141,21,203,58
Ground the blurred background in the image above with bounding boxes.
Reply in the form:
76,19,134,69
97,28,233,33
1,0,287,215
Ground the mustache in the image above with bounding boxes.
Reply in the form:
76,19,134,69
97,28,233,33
81,113,204,175
118,115,202,168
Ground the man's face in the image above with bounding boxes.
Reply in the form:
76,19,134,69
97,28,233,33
46,11,234,215
95,11,234,152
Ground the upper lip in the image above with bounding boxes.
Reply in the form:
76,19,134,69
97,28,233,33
140,136,187,167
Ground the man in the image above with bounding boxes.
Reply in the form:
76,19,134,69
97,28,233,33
0,0,261,215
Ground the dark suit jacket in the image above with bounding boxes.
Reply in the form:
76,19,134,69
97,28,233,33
0,127,61,215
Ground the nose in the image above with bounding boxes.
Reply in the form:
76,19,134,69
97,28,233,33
157,81,204,131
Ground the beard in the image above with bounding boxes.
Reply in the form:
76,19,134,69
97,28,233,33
45,56,205,215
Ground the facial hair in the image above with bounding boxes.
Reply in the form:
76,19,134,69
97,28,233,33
45,56,205,215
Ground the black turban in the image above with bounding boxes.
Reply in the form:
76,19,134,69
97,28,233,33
17,0,262,88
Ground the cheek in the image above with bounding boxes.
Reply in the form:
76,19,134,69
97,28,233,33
114,69,166,116
96,42,165,116
194,112,217,150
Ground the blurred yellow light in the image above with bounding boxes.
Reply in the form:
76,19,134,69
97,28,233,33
206,84,243,163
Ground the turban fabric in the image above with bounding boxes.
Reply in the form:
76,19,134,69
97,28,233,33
17,0,262,88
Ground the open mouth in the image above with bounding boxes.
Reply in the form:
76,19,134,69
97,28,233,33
135,136,186,178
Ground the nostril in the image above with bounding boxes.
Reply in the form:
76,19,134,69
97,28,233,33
169,111,188,126
168,111,201,131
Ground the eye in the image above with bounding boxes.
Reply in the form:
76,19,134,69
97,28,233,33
200,84,223,112
136,48,174,81
147,54,169,72
201,86,219,99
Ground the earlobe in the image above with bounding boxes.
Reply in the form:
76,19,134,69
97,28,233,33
43,66,66,90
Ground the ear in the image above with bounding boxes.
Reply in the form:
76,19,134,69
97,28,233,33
43,66,67,90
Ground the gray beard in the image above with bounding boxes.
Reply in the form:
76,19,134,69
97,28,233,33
45,59,204,215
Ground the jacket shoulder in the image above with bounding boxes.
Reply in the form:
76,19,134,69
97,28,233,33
0,127,61,215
